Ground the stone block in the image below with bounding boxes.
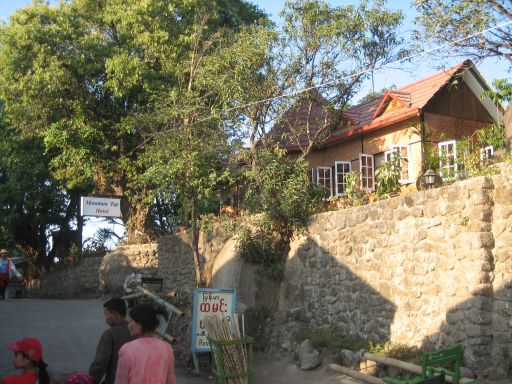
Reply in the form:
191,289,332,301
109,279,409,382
424,201,440,217
493,179,512,204
495,232,512,248
493,205,512,220
468,206,493,222
466,176,494,191
393,208,409,221
471,190,492,205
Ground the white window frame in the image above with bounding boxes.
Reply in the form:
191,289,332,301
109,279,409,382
317,167,332,198
334,161,351,196
384,144,411,183
438,140,457,179
480,145,494,161
359,154,375,191
310,168,318,184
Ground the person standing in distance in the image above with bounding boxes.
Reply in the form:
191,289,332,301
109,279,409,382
89,298,133,384
115,302,176,384
0,249,22,300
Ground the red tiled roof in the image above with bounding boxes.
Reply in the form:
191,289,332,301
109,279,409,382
267,90,334,148
280,60,474,151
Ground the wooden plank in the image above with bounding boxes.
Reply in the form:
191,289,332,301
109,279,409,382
328,364,384,384
364,352,421,374
136,286,185,317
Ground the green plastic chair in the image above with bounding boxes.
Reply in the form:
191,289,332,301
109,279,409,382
208,336,254,384
416,372,445,384
384,344,463,384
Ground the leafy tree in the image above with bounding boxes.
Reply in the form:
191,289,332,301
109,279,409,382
481,78,512,104
141,11,271,285
143,102,235,286
0,105,72,268
0,0,265,243
236,146,323,280
414,0,512,64
269,0,407,156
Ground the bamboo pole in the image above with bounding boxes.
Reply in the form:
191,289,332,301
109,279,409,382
328,364,384,384
363,353,475,384
363,353,421,375
204,314,249,384
122,292,145,300
136,286,184,316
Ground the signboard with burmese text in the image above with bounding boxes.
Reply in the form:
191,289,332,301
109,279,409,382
80,196,122,218
191,288,236,353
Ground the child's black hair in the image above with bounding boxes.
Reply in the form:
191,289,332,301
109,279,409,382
37,359,50,384
129,302,168,333
103,297,127,317
20,352,50,384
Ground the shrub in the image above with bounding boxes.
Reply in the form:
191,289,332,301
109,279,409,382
375,155,403,198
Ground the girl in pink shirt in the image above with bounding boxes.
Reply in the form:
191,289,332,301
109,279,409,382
114,303,176,384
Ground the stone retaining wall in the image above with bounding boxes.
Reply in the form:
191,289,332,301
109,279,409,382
270,171,512,380
25,257,103,299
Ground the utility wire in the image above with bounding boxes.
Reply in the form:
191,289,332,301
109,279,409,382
118,19,512,161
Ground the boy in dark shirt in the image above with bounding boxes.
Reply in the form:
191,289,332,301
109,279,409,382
89,298,133,384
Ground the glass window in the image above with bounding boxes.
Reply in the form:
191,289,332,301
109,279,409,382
317,167,332,198
384,145,411,183
359,154,375,191
480,145,494,161
334,161,351,196
438,140,457,179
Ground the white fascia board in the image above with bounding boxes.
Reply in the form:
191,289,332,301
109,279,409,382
463,69,504,124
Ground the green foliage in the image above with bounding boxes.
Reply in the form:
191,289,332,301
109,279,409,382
481,78,512,104
343,170,366,205
0,109,72,261
236,147,323,280
414,0,512,64
242,147,323,232
271,0,407,154
456,136,498,179
375,155,403,198
236,227,285,281
475,124,506,150
423,145,441,173
300,324,420,361
83,227,122,254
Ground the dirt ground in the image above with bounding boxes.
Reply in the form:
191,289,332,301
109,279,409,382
173,354,341,384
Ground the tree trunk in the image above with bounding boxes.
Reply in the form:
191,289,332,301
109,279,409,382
121,192,155,244
190,198,203,287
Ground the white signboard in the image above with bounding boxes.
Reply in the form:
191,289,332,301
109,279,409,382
191,288,236,352
80,196,122,218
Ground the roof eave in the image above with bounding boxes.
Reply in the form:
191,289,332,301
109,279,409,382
325,108,422,146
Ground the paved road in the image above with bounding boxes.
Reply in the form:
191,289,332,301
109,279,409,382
0,299,211,383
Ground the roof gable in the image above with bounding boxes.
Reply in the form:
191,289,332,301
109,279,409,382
372,90,412,119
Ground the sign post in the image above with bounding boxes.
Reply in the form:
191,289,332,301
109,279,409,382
191,287,236,374
80,196,122,218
